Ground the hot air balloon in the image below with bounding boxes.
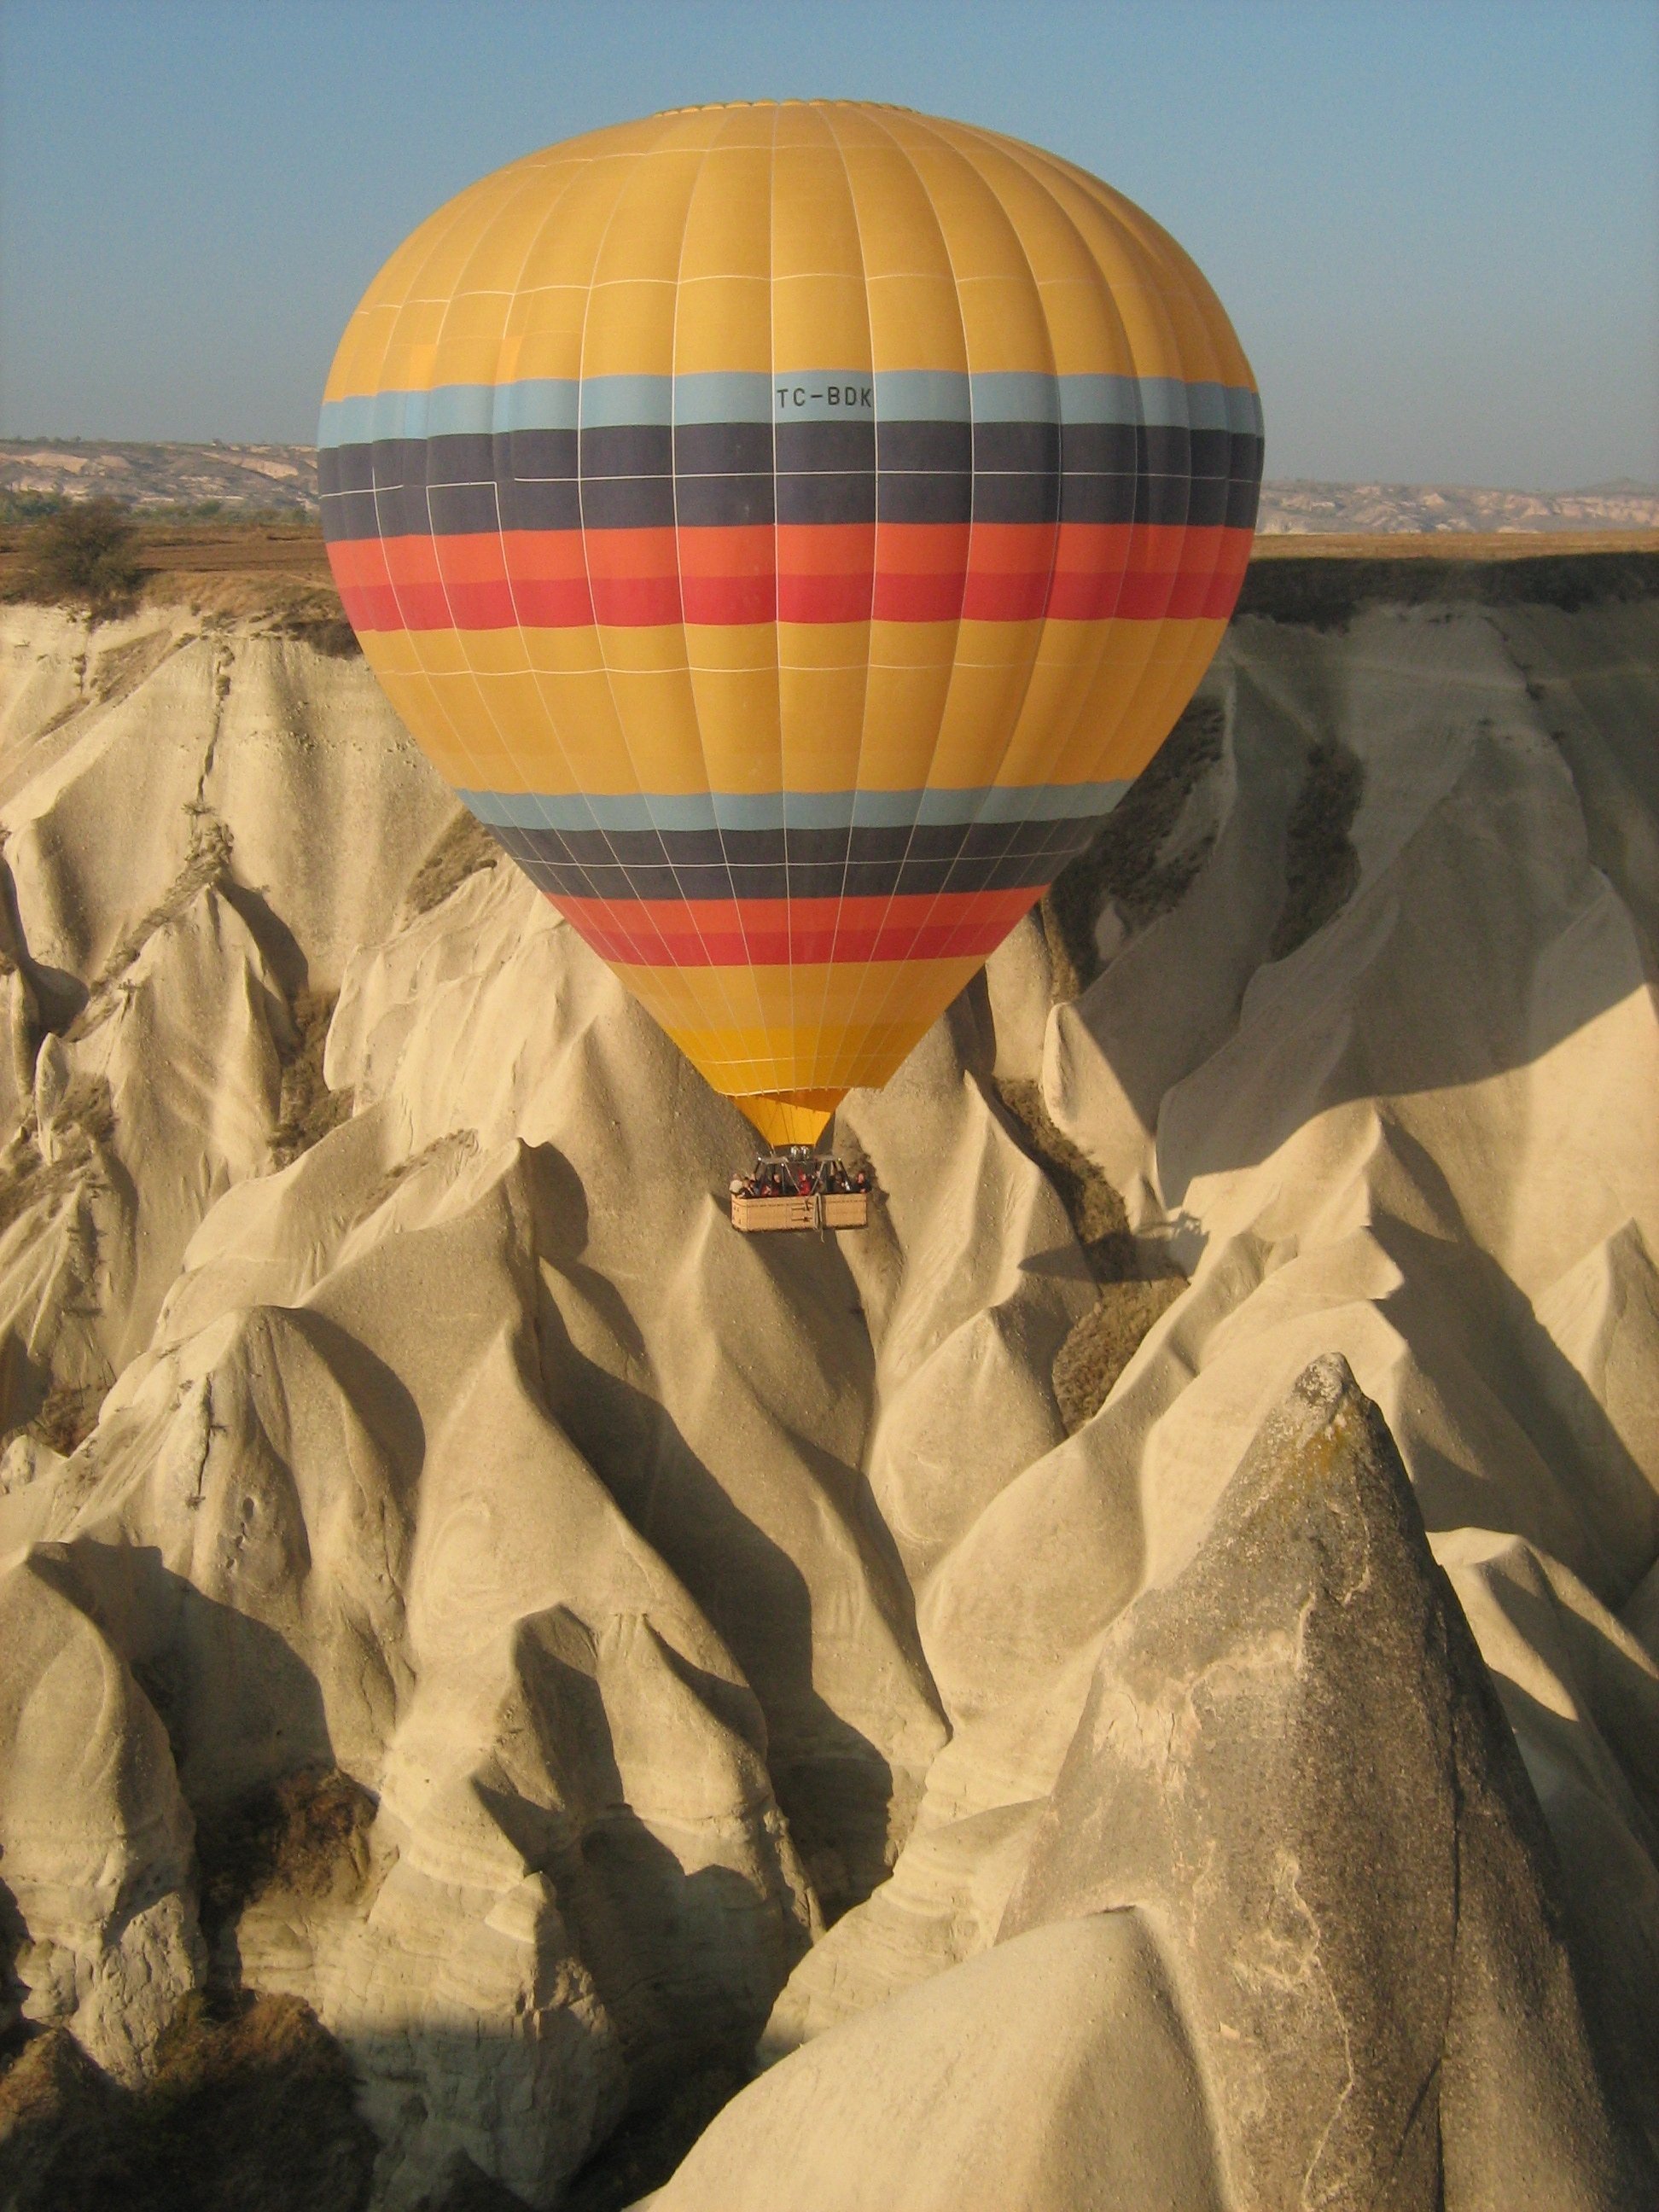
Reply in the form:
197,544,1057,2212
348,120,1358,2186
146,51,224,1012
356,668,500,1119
318,102,1262,1166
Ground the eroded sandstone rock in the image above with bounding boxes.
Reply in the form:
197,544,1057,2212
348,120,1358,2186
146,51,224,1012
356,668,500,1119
1002,1354,1656,2211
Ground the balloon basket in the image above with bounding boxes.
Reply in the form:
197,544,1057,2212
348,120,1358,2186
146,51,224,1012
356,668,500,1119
729,1144,873,1234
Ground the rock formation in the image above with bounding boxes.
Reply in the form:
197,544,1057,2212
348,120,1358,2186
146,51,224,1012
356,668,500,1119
0,556,1654,2207
655,1357,1655,2210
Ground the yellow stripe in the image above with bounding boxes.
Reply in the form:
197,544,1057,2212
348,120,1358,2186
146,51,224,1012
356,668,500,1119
363,616,1231,799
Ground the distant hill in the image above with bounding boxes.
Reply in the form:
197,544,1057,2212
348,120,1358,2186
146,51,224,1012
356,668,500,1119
0,439,317,515
1258,478,1659,534
3,439,1656,535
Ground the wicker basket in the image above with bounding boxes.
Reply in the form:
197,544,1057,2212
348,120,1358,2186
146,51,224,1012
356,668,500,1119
731,1190,870,1233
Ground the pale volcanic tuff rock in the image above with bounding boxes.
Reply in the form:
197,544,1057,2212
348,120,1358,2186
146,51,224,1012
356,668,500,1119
655,1358,1656,2211
760,587,1659,2076
1002,1356,1655,2211
0,570,1655,2206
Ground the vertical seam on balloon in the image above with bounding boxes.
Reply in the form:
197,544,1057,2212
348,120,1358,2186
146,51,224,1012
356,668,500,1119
653,114,757,1071
645,123,752,1052
925,120,1070,981
983,137,1188,798
1126,218,1240,755
509,151,669,980
364,183,509,847
831,102,977,1082
768,98,797,1104
1075,172,1214,748
802,100,879,1102
913,118,1068,911
423,175,593,921
846,107,1057,1068
1030,150,1229,795
575,134,699,992
955,129,1143,830
492,160,615,912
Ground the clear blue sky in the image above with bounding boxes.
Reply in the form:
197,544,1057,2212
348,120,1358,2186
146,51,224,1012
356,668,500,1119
3,0,1656,487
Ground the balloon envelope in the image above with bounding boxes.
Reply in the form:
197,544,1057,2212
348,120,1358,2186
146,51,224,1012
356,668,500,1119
319,102,1262,1146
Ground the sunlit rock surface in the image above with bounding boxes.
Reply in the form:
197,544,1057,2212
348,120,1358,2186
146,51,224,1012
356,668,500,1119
0,562,1654,2206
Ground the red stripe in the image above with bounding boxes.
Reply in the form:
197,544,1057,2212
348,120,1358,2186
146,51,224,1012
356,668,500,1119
327,521,1254,634
547,887,1041,968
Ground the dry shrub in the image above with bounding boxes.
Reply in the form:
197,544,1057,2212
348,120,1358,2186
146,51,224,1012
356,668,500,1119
1271,739,1364,961
399,811,502,924
1052,1277,1186,1432
993,1077,1135,1269
8,501,142,618
1041,697,1225,998
275,608,360,657
24,1382,103,1457
992,1077,1188,1434
0,1995,375,2212
271,990,352,1168
0,2027,108,2151
196,1766,377,1944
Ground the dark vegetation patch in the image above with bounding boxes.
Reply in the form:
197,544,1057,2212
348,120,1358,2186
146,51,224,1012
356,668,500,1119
993,1078,1186,1433
1051,1276,1187,1432
271,990,352,1169
1039,698,1225,998
994,1077,1137,1270
20,1382,104,1458
272,607,361,658
4,501,142,619
400,811,504,923
0,492,68,525
0,1994,376,2212
1236,546,1659,632
1271,739,1365,961
195,1766,377,1958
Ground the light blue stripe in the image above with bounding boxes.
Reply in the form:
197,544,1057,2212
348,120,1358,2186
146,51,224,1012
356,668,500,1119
711,793,785,833
851,788,928,829
422,386,498,438
981,779,1128,823
317,396,375,448
1056,375,1138,426
462,789,591,832
771,374,876,423
675,370,774,424
500,379,580,433
579,374,672,428
320,370,1262,448
970,371,1060,423
458,783,1131,835
873,370,969,422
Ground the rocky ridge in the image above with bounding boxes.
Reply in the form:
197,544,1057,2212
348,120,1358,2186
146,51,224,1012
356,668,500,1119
0,563,1653,2207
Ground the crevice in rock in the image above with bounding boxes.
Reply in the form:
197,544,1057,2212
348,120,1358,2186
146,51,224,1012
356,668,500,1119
991,1076,1185,1432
